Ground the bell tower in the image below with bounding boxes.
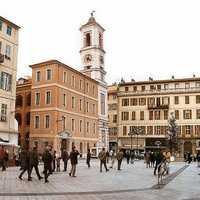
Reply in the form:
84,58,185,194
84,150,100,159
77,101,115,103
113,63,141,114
80,11,106,83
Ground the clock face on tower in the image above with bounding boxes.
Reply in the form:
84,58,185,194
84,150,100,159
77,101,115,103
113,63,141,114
84,54,92,64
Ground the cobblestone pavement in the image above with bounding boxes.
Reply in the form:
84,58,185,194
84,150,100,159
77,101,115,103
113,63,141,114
0,159,198,200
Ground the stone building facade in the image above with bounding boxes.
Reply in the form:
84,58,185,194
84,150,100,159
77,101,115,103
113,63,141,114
108,77,200,157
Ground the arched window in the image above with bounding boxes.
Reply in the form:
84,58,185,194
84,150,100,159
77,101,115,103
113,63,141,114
26,112,30,125
85,33,91,47
15,113,22,126
16,95,23,107
26,93,31,106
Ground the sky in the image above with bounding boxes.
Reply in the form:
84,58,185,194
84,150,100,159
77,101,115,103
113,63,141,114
1,0,200,84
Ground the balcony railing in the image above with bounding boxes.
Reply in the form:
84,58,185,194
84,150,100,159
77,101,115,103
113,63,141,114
148,104,169,110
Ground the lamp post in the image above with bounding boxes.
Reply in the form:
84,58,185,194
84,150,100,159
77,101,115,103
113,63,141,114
128,126,143,159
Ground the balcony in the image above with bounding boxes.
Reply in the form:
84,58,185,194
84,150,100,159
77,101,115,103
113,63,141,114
0,54,4,63
148,104,169,110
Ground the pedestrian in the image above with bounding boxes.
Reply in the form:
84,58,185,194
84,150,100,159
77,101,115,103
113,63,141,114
106,150,109,163
29,147,43,181
52,150,56,172
150,152,155,167
42,147,53,183
130,150,134,164
4,150,9,170
187,152,192,164
56,154,61,172
0,146,6,171
154,150,164,175
18,149,30,180
69,146,79,177
197,152,200,167
109,150,115,168
145,152,150,168
116,149,124,170
62,149,69,172
98,148,109,172
126,150,130,164
86,149,91,168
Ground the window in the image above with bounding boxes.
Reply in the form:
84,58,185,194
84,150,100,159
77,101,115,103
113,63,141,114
63,94,66,106
79,120,82,132
26,112,30,125
0,21,2,31
93,123,96,134
185,83,190,89
92,85,95,95
85,33,91,47
72,119,75,131
197,109,200,119
72,96,75,108
79,99,82,111
100,93,105,115
141,86,145,91
148,98,155,106
196,82,200,88
130,98,137,106
86,122,90,133
92,104,95,114
86,102,89,112
174,96,179,104
150,85,155,91
140,111,144,120
1,104,7,121
79,79,83,90
71,75,75,87
45,91,51,104
34,116,40,129
113,114,117,123
63,71,67,83
147,126,153,135
154,126,161,135
185,125,192,134
149,111,153,120
133,86,137,92
125,87,129,92
196,96,200,104
154,111,161,120
121,112,129,121
0,72,12,91
139,98,146,106
123,126,127,136
164,110,168,120
157,85,161,90
45,115,50,128
175,110,179,120
46,69,52,80
6,25,12,36
36,71,41,82
16,95,23,107
162,97,170,105
185,96,190,104
183,110,192,119
26,93,31,106
122,98,129,106
5,45,11,59
132,111,136,120
35,93,40,105
164,84,168,90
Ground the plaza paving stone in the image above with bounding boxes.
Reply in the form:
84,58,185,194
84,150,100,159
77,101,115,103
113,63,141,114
0,159,197,200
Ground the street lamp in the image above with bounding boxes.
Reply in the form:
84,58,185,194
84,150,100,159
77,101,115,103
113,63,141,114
128,126,143,158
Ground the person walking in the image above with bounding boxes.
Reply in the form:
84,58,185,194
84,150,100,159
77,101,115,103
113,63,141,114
130,150,135,164
52,150,56,172
106,150,110,164
154,151,164,175
116,149,124,170
62,150,69,172
0,146,6,171
69,146,79,177
29,147,43,181
98,148,109,172
109,150,115,168
18,149,30,180
126,150,130,164
150,152,155,168
86,149,91,168
42,147,53,183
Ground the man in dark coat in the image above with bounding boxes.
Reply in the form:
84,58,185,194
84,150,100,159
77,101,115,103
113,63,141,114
116,149,124,170
69,146,79,177
18,149,30,180
42,147,53,183
62,150,69,172
86,149,91,168
98,148,109,172
29,147,43,180
0,146,6,171
154,151,164,175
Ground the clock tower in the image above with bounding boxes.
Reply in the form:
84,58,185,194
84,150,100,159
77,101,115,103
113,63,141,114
80,13,109,152
80,12,106,83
